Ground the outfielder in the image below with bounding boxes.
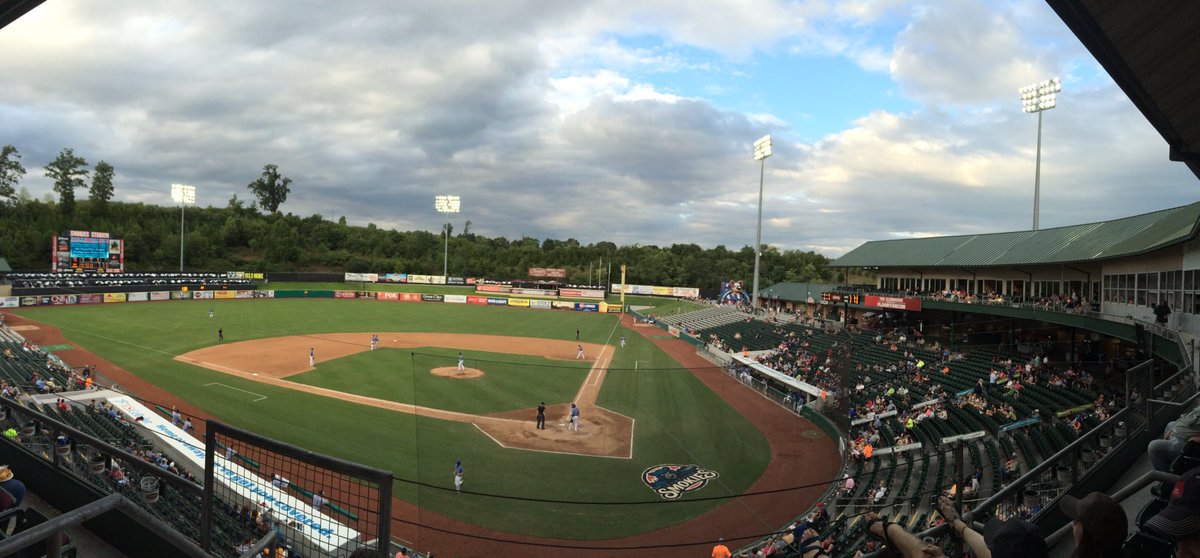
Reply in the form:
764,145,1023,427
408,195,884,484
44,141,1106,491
309,347,315,367
620,335,626,348
569,403,580,432
576,344,585,360
208,307,214,318
457,352,465,371
453,460,464,493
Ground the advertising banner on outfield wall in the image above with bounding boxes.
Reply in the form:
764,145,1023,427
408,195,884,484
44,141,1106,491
598,302,623,313
444,294,467,304
193,291,214,300
401,292,421,302
234,290,253,299
512,288,556,297
551,301,575,309
76,294,101,304
127,292,149,302
103,293,127,303
150,291,170,301
507,297,530,307
383,273,407,283
344,272,378,282
334,291,357,299
467,295,488,305
476,284,512,293
0,296,18,308
50,295,78,305
528,267,567,278
672,287,700,298
447,277,465,285
486,297,508,306
214,290,236,300
170,291,191,300
668,325,680,337
576,303,599,312
530,299,552,309
559,288,605,299
420,294,444,302
651,286,673,296
466,277,477,285
406,274,445,285
20,296,38,306
376,292,399,301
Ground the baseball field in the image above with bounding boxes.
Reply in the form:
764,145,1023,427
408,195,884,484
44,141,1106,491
9,293,838,553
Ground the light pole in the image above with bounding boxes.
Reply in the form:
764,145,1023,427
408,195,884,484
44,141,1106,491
1019,77,1061,230
170,184,196,272
434,195,461,280
751,134,772,311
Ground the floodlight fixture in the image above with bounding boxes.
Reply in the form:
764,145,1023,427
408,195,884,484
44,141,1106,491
171,184,196,271
751,134,772,310
435,195,461,280
1019,77,1061,230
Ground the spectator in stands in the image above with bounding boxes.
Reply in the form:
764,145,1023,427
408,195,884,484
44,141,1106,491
1155,299,1172,326
842,474,855,495
863,511,945,557
937,497,1048,558
1146,465,1200,558
313,489,328,509
0,465,27,509
711,537,732,558
1059,492,1127,558
1150,404,1200,472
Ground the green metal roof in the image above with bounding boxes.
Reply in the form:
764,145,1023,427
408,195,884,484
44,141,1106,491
0,257,10,272
831,201,1200,268
760,282,842,302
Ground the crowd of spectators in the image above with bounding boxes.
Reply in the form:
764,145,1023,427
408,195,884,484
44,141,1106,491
5,271,256,289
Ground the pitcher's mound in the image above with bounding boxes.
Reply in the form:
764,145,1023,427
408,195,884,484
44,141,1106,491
431,366,485,379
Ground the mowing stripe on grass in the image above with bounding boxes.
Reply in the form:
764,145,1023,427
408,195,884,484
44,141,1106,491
204,382,268,402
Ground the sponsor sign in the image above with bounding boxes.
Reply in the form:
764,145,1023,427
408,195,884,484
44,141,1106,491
466,277,477,285
642,464,720,500
127,292,149,302
169,291,191,300
193,291,215,300
0,297,18,308
406,274,445,285
560,288,605,299
447,277,466,285
486,297,508,306
467,295,488,305
150,291,170,301
512,288,557,297
226,271,265,280
103,293,127,303
444,294,468,304
667,325,680,337
344,273,378,282
253,290,275,299
234,290,254,299
632,284,653,295
476,284,512,293
551,301,575,309
651,286,672,296
20,296,39,306
528,267,567,278
79,294,103,304
214,290,236,300
400,293,422,302
671,287,700,298
863,295,922,312
508,297,530,307
384,273,407,283
377,292,400,301
576,303,599,312
51,295,78,305
420,294,444,302
334,291,357,299
530,299,552,309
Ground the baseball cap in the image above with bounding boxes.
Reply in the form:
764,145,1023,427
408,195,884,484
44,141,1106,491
1146,465,1200,541
982,517,1048,558
1059,492,1127,546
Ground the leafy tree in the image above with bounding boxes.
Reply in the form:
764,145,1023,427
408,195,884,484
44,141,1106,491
90,160,115,211
44,148,89,214
247,163,292,213
0,144,27,205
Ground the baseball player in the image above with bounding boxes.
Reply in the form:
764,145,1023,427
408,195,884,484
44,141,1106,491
536,402,546,430
620,335,626,348
309,348,315,367
453,460,464,493
576,329,580,340
208,307,214,318
457,352,465,371
569,403,580,431
576,344,585,360
218,328,224,341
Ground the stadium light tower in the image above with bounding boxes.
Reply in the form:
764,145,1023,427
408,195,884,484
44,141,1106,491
170,184,196,272
1019,77,1061,230
751,134,772,311
434,195,461,280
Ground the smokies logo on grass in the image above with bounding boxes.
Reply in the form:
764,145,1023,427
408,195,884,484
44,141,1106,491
642,464,720,500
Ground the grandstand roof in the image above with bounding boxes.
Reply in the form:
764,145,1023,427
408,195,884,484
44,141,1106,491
0,0,45,30
830,200,1200,268
760,282,842,302
0,257,10,272
1048,0,1200,180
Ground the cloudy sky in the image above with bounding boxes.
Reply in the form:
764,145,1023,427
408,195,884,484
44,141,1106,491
1,0,1196,257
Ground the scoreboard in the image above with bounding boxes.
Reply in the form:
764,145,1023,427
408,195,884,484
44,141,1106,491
821,292,861,304
52,230,124,273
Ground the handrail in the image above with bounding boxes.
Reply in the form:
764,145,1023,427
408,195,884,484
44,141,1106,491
0,493,212,558
1043,469,1180,548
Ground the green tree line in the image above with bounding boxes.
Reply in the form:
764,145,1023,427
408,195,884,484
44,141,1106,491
0,146,840,287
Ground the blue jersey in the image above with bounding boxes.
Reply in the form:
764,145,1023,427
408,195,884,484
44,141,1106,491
570,406,580,418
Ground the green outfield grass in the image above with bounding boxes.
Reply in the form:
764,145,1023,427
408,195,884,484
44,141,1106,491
291,347,590,414
12,298,768,540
